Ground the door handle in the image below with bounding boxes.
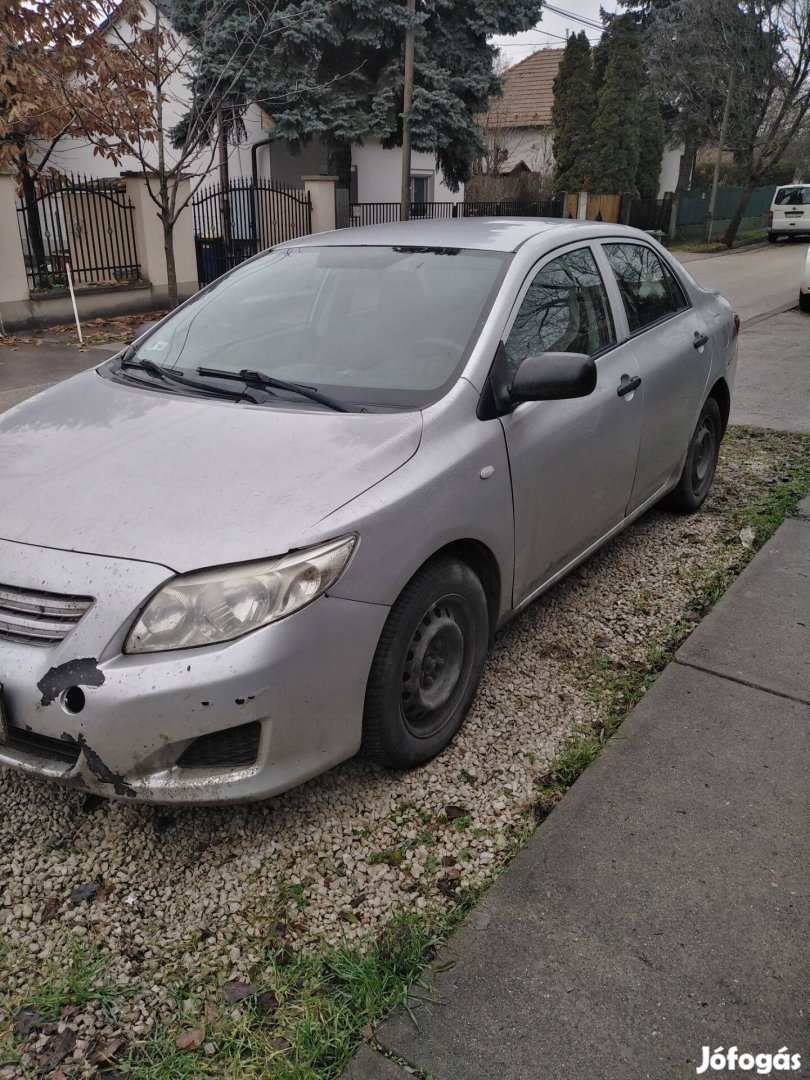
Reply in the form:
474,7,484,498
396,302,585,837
693,331,709,349
617,375,642,397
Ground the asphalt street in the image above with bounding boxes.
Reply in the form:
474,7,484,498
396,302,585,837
678,239,808,324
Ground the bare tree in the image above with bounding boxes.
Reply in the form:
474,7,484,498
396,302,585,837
644,0,756,194
26,0,312,306
722,0,810,245
0,0,155,281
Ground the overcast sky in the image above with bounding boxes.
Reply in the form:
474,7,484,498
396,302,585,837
492,0,620,67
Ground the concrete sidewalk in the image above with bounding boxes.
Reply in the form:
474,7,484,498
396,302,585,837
345,504,810,1080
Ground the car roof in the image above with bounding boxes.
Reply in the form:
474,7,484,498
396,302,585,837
283,217,652,254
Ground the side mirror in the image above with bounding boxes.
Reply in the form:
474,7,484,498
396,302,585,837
134,320,159,341
509,352,596,403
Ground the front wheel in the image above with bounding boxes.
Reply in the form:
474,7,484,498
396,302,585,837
362,556,489,769
663,396,722,514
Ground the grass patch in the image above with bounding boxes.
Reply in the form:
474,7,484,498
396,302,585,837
671,229,767,254
122,914,458,1079
23,943,125,1022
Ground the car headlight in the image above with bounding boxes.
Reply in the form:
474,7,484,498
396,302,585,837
125,536,357,654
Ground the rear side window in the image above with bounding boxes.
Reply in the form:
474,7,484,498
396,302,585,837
603,243,686,333
505,246,616,377
774,186,810,205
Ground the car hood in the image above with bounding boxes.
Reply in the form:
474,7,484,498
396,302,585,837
0,370,423,571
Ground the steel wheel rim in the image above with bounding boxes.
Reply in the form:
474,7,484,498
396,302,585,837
400,597,470,737
692,416,716,494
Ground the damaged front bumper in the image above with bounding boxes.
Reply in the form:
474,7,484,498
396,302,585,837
0,539,388,804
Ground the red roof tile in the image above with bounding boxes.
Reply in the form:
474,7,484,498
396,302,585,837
487,48,564,129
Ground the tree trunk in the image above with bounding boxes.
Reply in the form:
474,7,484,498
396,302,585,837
721,180,756,248
162,217,178,309
20,165,48,289
676,124,697,193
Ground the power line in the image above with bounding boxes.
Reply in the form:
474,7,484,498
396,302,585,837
541,2,605,31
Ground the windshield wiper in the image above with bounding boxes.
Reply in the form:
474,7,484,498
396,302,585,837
117,357,262,403
196,367,355,413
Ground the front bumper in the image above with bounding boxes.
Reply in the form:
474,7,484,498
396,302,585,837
0,539,388,803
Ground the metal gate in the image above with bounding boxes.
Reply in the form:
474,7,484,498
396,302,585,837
16,173,140,291
192,178,312,285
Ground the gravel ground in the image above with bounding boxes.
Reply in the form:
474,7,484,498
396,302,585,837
1,428,808,1078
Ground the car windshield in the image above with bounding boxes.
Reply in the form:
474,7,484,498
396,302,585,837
121,245,508,408
774,186,810,205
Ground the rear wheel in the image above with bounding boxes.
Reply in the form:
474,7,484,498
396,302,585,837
800,291,810,313
768,232,778,243
664,396,722,514
362,556,489,769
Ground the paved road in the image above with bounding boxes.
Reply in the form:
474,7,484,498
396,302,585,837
677,240,807,324
0,343,118,414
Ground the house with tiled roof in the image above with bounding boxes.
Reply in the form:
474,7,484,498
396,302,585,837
482,47,682,196
482,48,564,178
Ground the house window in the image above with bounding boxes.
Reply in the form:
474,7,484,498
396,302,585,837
410,174,432,206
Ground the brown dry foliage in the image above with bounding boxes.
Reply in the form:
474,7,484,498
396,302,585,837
0,0,157,177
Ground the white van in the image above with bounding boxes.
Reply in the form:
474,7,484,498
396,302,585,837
768,184,810,241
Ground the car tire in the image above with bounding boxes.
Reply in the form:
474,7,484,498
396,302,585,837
362,556,489,769
768,232,778,243
800,291,810,313
663,396,722,514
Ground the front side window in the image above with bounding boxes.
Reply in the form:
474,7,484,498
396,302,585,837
117,245,508,408
504,247,616,377
603,243,685,333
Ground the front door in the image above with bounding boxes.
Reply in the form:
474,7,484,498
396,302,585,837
497,244,644,605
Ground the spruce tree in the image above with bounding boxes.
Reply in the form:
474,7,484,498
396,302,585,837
551,32,596,192
589,13,644,195
170,0,544,192
635,86,665,199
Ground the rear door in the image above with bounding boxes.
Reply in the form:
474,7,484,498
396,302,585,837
497,243,644,605
771,185,810,234
598,241,711,511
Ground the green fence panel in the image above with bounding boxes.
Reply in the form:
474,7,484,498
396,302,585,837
675,184,776,238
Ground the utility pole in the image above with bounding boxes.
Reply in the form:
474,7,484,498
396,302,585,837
706,67,735,244
400,0,416,221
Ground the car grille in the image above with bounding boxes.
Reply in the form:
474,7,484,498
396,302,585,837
0,584,94,646
177,721,261,769
2,724,81,766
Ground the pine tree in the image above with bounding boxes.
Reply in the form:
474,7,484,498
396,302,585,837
170,0,544,192
635,86,665,199
551,32,596,192
589,13,645,195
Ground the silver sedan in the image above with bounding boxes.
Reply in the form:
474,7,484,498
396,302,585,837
0,219,738,803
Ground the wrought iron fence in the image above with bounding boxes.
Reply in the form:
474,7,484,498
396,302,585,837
192,178,312,285
622,192,674,233
349,201,456,226
459,196,564,217
348,196,565,227
15,173,140,291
